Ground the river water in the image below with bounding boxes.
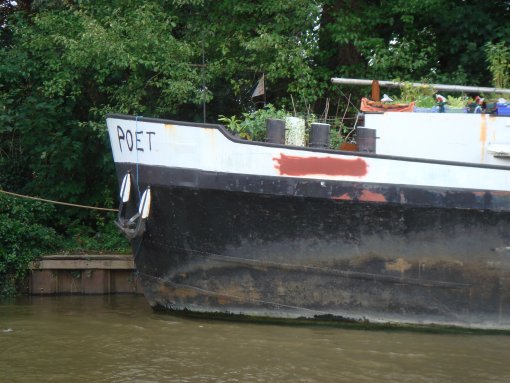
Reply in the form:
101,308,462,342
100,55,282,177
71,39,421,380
1,295,510,383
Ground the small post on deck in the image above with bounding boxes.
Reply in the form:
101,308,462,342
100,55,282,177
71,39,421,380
371,80,381,101
310,123,331,149
266,119,286,144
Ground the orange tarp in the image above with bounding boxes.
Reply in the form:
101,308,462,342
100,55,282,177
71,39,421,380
360,98,415,112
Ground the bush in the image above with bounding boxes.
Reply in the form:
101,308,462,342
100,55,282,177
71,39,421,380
486,42,510,89
59,212,130,254
395,81,436,107
0,194,60,296
0,193,130,297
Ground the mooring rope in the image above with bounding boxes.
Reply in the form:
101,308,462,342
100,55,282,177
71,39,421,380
0,188,117,212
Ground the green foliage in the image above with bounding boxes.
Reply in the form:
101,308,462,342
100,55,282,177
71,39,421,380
178,0,322,113
59,214,129,255
0,158,31,193
329,127,344,149
16,2,202,115
397,82,436,107
392,82,469,109
219,104,288,141
392,82,436,108
370,37,438,80
320,0,510,87
0,1,206,237
446,96,467,109
0,193,128,297
485,42,510,89
0,194,59,296
218,115,244,137
415,97,436,108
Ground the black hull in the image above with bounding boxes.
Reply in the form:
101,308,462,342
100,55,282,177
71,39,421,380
119,164,510,329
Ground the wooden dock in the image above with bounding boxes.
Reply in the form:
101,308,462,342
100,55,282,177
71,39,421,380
29,254,143,295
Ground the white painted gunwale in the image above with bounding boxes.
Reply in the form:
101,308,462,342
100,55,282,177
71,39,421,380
106,116,510,192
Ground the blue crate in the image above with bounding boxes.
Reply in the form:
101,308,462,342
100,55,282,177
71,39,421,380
414,106,467,113
497,104,510,116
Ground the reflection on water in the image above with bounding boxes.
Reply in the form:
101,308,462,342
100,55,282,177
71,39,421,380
1,295,510,383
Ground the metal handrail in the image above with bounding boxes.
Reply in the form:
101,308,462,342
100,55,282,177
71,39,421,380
331,78,510,95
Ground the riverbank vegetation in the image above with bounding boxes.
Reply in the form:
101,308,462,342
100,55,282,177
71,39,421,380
1,0,509,295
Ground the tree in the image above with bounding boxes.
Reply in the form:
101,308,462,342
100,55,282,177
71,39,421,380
318,0,510,86
170,0,322,116
0,2,202,201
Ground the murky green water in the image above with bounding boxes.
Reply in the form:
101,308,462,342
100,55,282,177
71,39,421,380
1,295,510,382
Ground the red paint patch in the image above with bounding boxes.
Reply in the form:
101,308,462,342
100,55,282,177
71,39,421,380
333,190,386,203
359,190,386,203
332,193,352,201
273,154,368,177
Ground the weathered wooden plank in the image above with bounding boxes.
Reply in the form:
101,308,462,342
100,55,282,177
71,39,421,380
29,254,135,270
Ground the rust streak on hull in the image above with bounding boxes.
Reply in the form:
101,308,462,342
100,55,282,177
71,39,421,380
359,190,386,202
332,189,386,203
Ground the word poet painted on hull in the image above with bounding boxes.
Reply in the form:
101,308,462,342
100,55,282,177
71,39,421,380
117,126,156,153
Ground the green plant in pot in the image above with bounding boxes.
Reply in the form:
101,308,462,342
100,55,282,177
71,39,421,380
219,104,288,141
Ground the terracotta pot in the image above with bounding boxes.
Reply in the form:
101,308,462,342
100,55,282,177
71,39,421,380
339,142,358,151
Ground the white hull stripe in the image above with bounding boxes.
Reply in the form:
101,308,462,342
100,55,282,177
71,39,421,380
107,117,510,192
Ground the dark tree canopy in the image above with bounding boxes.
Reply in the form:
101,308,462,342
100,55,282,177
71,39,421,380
319,0,510,85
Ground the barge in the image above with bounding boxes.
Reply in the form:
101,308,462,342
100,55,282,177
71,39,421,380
106,81,510,329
